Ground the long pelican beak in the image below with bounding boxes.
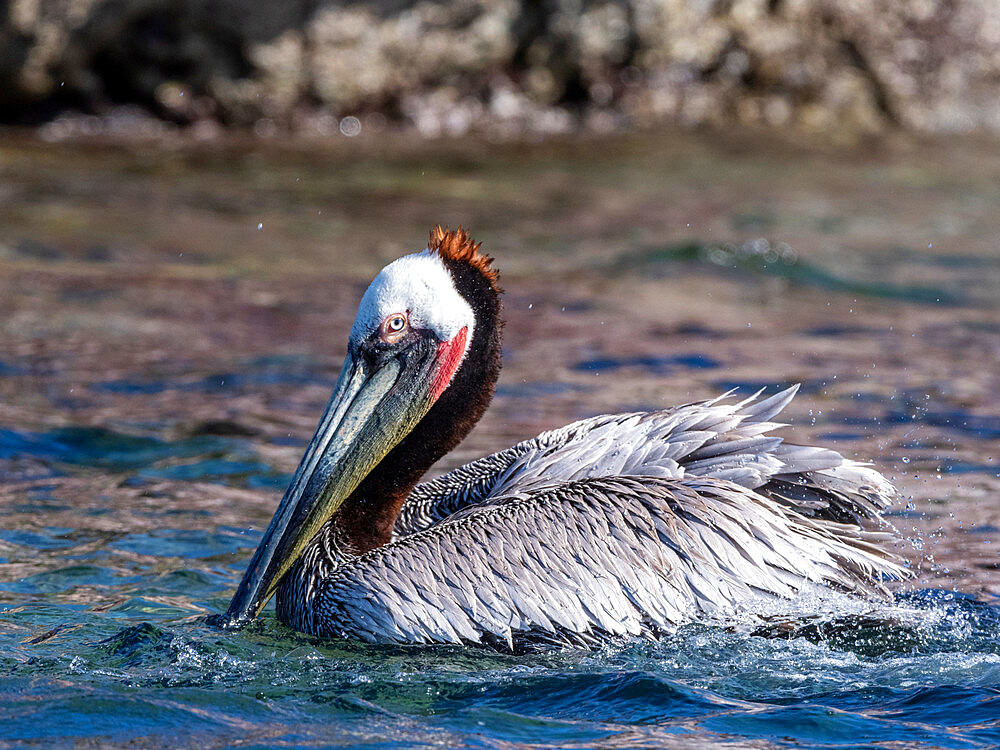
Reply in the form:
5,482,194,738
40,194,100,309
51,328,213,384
219,329,465,629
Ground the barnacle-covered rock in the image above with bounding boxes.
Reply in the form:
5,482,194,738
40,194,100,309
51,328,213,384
3,0,999,139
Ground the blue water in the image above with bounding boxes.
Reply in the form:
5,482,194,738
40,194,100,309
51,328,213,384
5,128,1000,748
5,586,1000,748
1,425,999,748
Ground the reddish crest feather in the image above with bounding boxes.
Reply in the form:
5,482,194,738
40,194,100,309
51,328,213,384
428,225,500,293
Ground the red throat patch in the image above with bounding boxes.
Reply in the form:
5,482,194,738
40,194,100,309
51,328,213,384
430,326,468,400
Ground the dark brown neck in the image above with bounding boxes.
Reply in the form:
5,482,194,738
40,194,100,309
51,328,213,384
333,259,503,553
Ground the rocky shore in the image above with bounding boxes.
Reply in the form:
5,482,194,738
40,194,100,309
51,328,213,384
3,0,999,140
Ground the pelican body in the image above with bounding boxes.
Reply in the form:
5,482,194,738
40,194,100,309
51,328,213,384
220,226,906,648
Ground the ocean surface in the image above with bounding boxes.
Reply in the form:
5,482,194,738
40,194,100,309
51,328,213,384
1,130,998,748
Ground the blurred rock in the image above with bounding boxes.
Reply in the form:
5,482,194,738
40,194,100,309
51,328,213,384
2,0,1000,139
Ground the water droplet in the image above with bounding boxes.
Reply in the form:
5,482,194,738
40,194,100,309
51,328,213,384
902,456,910,464
339,116,362,137
257,222,263,230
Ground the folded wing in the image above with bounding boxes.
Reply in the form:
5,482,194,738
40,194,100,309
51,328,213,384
395,386,897,538
319,473,906,647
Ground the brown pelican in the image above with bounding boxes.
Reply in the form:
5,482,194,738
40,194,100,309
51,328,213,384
219,226,907,648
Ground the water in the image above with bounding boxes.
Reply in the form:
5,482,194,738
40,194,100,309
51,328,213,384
5,586,1000,747
1,130,999,747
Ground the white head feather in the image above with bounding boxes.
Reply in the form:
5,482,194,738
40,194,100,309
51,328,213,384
350,250,476,345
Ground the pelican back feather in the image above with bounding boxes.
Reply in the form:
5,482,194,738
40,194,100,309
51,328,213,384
301,474,906,647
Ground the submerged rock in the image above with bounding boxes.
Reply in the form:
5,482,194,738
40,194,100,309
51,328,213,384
3,0,1000,139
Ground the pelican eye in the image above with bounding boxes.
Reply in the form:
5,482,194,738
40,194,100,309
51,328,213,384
379,312,409,341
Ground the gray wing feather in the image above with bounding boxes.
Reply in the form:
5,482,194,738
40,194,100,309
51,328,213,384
311,475,906,646
395,385,899,538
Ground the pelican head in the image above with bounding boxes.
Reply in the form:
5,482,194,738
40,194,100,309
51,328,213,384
221,226,500,628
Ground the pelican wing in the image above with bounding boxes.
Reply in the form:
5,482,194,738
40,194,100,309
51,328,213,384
394,410,635,536
313,475,906,647
395,386,897,539
393,440,537,537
